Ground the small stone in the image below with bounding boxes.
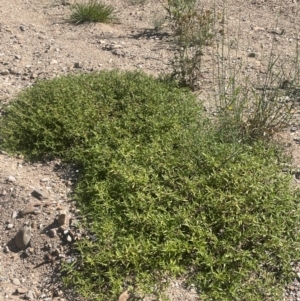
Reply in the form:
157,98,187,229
24,290,35,300
40,177,50,182
11,278,20,286
70,219,79,227
0,188,7,196
19,25,25,31
54,248,60,256
31,189,49,200
3,246,9,253
7,175,16,182
31,221,37,229
19,204,35,217
50,59,58,64
9,68,20,75
17,287,28,294
6,223,13,230
111,44,123,49
118,290,129,301
12,211,18,218
66,235,72,242
49,228,57,238
248,52,256,58
112,49,124,56
291,126,298,132
0,70,9,75
252,26,265,31
15,226,31,249
57,210,67,226
30,73,37,79
74,62,82,68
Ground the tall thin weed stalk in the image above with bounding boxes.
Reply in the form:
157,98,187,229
214,3,298,143
161,0,217,89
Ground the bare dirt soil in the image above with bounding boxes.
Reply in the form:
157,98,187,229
0,0,300,300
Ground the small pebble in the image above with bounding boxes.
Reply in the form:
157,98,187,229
291,126,298,132
19,204,35,217
7,175,16,182
31,221,37,229
40,177,50,182
31,189,49,200
17,287,28,294
25,290,35,300
6,223,13,230
49,228,57,238
118,290,129,301
15,226,31,249
57,210,67,226
11,278,20,286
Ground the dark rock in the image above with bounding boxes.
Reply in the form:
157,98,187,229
31,189,49,200
15,226,31,249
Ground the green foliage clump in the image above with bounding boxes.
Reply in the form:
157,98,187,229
0,70,299,301
69,0,116,25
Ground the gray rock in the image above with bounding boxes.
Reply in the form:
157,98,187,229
118,290,129,301
291,126,298,132
31,189,49,200
17,287,28,294
0,188,7,196
15,226,31,249
11,210,18,218
11,278,20,286
112,49,124,56
40,177,50,182
49,228,57,238
7,175,16,182
31,221,37,229
0,70,9,76
19,204,35,217
9,68,20,75
6,223,13,230
74,62,82,68
24,290,35,300
30,73,37,79
57,210,66,226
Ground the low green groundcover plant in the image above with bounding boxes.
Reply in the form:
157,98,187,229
0,70,299,301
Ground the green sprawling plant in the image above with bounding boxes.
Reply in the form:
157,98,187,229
69,0,116,25
0,70,299,301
